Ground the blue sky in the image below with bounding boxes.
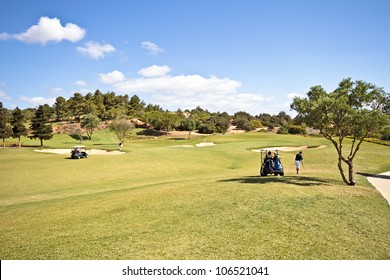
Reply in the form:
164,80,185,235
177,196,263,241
0,0,389,115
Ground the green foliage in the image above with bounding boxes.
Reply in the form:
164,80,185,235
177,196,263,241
29,105,53,146
288,125,306,135
235,117,254,131
80,114,100,140
0,102,12,147
277,126,288,134
380,127,390,141
291,78,389,185
144,111,181,134
109,119,135,144
11,107,28,147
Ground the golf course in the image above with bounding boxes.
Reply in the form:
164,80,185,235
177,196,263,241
1,130,390,260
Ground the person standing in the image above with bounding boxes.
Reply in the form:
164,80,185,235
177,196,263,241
295,151,304,174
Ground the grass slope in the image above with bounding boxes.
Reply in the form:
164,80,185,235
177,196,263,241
1,132,389,259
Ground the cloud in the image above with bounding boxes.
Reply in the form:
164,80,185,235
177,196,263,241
72,80,87,87
20,96,56,106
76,41,115,59
114,74,241,96
99,70,125,84
0,90,11,100
141,41,164,55
104,66,274,114
139,65,171,77
1,17,85,45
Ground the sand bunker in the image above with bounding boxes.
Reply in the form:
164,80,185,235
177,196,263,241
171,142,216,148
251,145,326,153
34,149,125,155
196,142,216,147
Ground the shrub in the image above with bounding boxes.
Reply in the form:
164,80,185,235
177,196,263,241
277,127,289,134
288,125,306,135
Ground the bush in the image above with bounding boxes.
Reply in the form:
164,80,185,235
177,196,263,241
277,127,289,134
380,127,390,141
288,125,306,135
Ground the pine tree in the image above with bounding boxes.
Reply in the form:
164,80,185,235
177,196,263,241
29,105,53,147
11,107,28,148
0,102,12,148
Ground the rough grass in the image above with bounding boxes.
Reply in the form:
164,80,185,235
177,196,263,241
1,132,389,259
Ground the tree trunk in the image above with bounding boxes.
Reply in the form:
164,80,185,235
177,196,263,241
337,157,356,186
40,138,43,147
347,160,356,186
337,157,350,185
18,137,21,148
2,138,5,148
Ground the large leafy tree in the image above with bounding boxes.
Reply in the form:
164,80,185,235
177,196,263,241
0,102,12,148
110,119,134,149
29,105,53,147
81,113,100,140
291,78,389,186
11,107,28,148
145,111,180,135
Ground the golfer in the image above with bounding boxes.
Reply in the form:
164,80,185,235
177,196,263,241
295,151,304,174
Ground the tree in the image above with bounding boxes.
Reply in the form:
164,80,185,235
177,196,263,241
54,96,68,121
29,105,53,147
68,92,86,121
179,118,196,139
145,111,180,135
291,78,389,186
80,114,100,140
110,119,135,149
11,107,28,148
0,102,12,148
128,95,145,116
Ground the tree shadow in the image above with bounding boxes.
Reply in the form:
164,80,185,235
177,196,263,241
219,175,333,187
357,172,390,180
136,129,166,136
68,134,89,142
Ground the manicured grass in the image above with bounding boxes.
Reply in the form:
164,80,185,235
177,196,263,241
1,132,389,259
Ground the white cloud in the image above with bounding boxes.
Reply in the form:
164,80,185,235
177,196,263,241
114,74,241,96
0,90,11,100
141,41,164,55
139,65,171,77
72,80,87,87
99,70,125,84
1,17,85,45
20,96,56,106
108,67,276,114
76,41,115,59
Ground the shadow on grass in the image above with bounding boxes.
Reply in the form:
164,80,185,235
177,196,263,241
68,134,89,142
357,172,390,180
219,175,333,187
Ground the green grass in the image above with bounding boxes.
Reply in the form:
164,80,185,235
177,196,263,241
1,131,390,259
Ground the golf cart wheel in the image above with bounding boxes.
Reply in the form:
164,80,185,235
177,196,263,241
280,172,284,176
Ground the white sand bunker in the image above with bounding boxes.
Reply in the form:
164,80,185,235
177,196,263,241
196,142,216,147
171,142,216,148
34,149,125,155
251,145,326,153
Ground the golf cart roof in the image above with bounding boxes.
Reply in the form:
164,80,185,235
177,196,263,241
72,145,86,149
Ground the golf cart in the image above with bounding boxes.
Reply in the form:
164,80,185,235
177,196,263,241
260,148,284,176
71,145,88,159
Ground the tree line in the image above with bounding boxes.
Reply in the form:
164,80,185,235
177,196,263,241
0,90,297,147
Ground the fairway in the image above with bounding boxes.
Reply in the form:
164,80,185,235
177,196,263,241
1,132,390,259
